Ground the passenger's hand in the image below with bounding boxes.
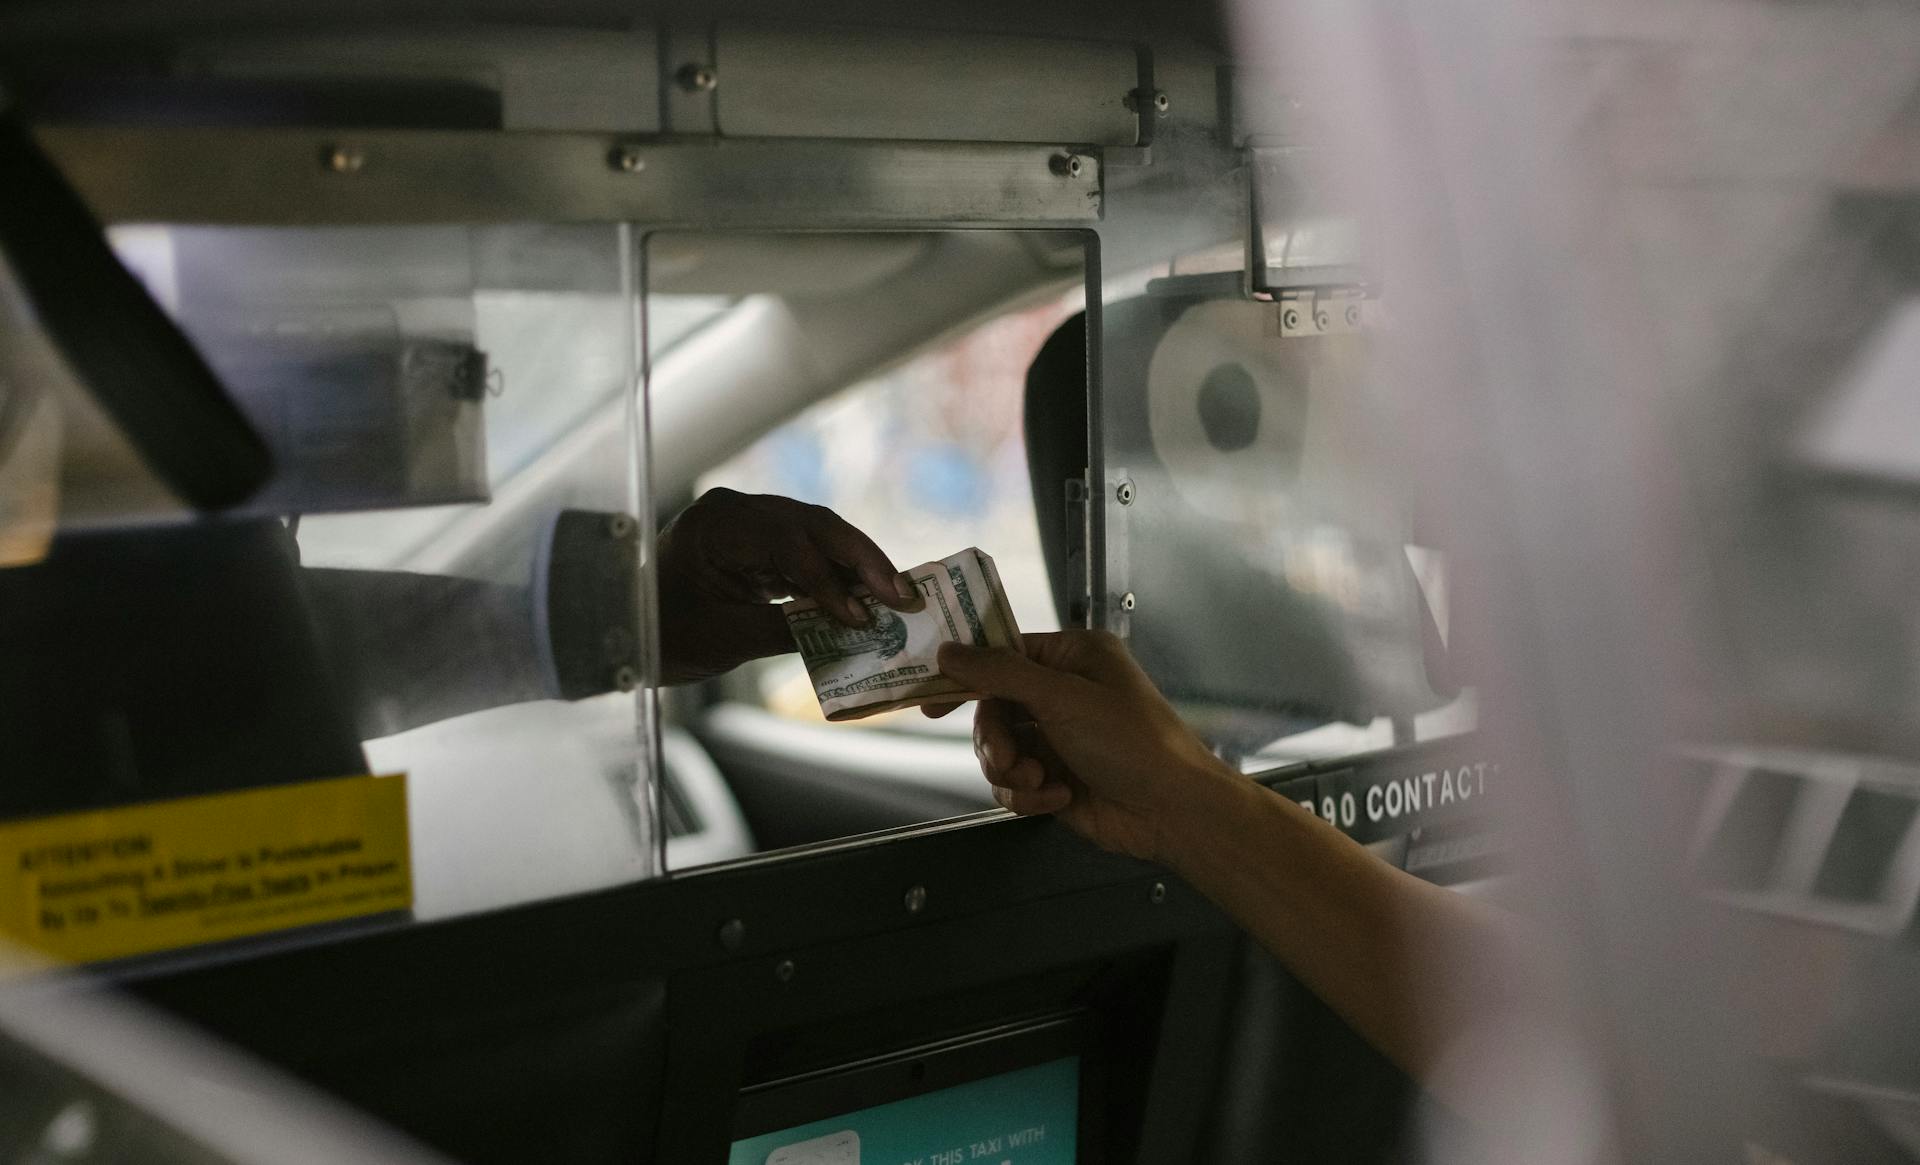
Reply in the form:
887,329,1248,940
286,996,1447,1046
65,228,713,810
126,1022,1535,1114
657,488,920,683
937,631,1240,863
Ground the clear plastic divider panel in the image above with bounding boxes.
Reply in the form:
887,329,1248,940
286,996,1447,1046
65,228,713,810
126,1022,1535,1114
92,222,662,927
1096,131,1467,770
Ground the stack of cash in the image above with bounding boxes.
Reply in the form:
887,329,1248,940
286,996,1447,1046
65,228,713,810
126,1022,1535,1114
784,547,1024,721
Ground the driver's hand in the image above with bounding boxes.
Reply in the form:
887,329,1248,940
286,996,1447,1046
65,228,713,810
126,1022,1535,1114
657,488,920,684
937,631,1239,863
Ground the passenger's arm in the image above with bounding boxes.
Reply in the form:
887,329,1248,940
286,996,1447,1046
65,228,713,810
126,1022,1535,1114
937,632,1542,1113
656,488,922,684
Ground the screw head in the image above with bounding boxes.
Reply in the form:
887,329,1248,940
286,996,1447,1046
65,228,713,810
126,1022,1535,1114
1051,153,1085,178
677,63,717,92
774,958,795,983
904,885,927,915
322,143,365,174
1346,304,1363,326
612,666,640,692
1315,309,1331,330
1116,480,1135,505
1153,90,1171,114
609,146,647,173
1149,881,1168,905
717,918,745,952
606,513,637,539
1120,592,1137,612
1282,308,1300,330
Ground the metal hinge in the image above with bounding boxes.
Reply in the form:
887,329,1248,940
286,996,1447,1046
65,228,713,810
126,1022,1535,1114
1274,287,1370,337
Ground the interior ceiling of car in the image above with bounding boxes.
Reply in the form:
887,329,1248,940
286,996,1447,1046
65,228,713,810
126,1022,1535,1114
0,0,1231,52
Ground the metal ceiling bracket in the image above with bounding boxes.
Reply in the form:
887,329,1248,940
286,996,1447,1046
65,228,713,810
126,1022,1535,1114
34,127,1105,227
1248,143,1373,297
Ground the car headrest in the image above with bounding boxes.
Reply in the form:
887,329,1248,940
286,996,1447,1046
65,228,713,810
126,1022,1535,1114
1024,297,1455,751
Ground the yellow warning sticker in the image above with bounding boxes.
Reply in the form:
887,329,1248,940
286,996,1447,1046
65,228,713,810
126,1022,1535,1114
0,774,409,964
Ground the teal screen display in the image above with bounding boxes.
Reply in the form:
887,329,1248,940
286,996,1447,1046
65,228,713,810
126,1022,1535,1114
728,1056,1078,1165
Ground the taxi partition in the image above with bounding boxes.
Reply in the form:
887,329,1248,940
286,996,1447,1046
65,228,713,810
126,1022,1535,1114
0,12,1490,1165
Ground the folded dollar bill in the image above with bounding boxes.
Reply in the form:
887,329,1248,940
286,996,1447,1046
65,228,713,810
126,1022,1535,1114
784,547,1024,721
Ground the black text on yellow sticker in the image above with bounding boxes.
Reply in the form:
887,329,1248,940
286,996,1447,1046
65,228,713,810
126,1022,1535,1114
0,774,410,964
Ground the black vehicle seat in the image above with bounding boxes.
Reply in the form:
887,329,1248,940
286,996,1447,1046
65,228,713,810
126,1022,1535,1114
0,520,367,818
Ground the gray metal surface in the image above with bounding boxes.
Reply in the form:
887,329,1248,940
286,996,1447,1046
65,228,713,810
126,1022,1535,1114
660,26,719,136
38,128,1103,227
176,30,663,133
715,26,1140,145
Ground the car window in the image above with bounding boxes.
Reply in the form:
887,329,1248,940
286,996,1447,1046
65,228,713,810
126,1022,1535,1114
698,288,1080,737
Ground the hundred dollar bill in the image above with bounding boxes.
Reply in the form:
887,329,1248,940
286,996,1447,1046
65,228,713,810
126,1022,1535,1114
784,547,1024,721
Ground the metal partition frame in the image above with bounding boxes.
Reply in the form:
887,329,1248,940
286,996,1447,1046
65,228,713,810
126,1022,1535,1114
30,71,1437,867
34,121,1120,888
